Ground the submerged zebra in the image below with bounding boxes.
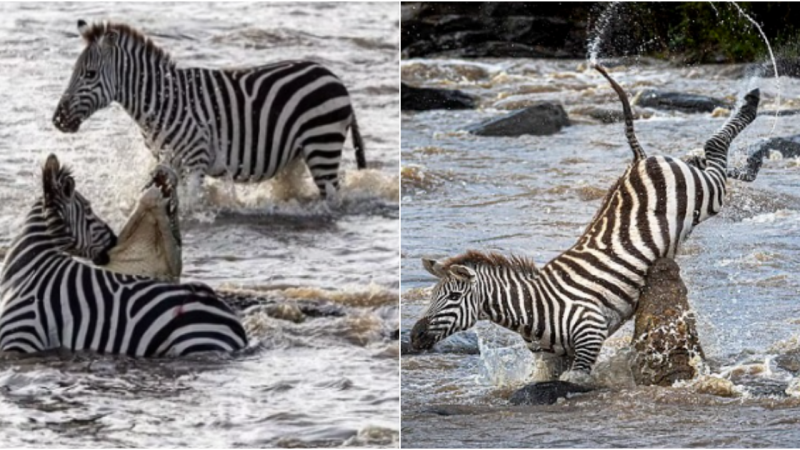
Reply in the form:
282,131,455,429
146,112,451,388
0,155,247,356
411,65,760,386
53,20,366,197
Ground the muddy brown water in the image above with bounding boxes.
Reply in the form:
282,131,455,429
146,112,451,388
0,2,399,447
401,58,800,447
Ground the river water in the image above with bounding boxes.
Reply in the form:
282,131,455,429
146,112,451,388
0,2,399,447
401,57,800,447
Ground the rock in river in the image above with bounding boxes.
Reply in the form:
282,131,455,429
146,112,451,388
466,102,569,137
635,89,731,114
401,83,475,111
632,258,705,387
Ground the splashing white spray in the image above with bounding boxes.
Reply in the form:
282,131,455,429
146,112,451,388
587,2,621,65
729,1,780,135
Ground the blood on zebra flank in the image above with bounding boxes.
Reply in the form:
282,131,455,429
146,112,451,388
0,154,247,357
412,66,761,386
52,20,366,197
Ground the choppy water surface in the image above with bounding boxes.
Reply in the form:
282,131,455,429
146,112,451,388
0,2,399,447
401,57,800,447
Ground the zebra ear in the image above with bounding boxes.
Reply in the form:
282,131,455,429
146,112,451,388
77,19,90,38
422,258,446,278
42,154,61,204
449,265,477,283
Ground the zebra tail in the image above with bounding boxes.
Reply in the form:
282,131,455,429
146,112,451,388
593,63,646,163
351,114,367,170
703,89,760,175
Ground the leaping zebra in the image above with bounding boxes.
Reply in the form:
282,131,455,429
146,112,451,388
0,155,248,356
53,20,366,197
411,65,760,386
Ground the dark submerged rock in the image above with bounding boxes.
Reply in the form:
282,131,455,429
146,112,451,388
632,258,705,386
755,135,800,159
401,83,476,111
466,103,570,137
509,380,594,406
635,89,731,113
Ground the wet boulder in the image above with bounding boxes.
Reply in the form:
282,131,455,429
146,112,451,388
755,135,800,159
632,258,705,387
401,83,475,111
634,89,731,114
466,102,569,137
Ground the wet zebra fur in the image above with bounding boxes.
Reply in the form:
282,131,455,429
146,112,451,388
0,155,247,356
53,20,365,196
412,65,760,385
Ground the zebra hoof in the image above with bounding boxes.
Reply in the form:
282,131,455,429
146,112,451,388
509,380,594,406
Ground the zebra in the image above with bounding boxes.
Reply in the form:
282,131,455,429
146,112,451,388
411,65,760,386
0,154,248,356
52,20,366,197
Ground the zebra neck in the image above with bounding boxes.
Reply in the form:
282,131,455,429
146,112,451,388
2,201,68,285
113,54,186,136
477,268,538,331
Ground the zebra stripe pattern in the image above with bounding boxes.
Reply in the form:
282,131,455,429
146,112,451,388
412,68,760,384
53,20,365,196
0,155,247,356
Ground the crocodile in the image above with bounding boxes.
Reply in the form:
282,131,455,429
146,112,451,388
102,165,182,282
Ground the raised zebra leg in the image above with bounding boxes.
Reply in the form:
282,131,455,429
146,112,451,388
702,89,760,176
303,136,346,197
684,151,764,182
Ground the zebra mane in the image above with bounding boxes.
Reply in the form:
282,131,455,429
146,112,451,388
81,21,173,63
442,250,539,276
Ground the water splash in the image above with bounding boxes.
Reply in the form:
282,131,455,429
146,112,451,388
729,1,781,136
587,2,621,65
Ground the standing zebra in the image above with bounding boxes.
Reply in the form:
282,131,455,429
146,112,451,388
0,154,247,356
53,20,366,197
411,65,760,386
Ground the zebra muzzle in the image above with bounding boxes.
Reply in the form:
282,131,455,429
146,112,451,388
410,317,437,351
52,105,81,133
92,233,117,266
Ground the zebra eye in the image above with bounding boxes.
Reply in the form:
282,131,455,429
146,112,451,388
85,69,98,79
447,292,461,301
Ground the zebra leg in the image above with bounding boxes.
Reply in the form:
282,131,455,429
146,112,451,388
702,89,760,174
302,139,345,198
683,153,761,182
558,320,608,386
726,146,769,182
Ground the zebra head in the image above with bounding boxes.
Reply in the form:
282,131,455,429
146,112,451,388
53,20,119,133
411,258,481,351
42,154,117,264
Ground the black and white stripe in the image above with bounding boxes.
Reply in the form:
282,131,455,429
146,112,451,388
53,20,366,196
0,155,247,356
412,67,760,384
